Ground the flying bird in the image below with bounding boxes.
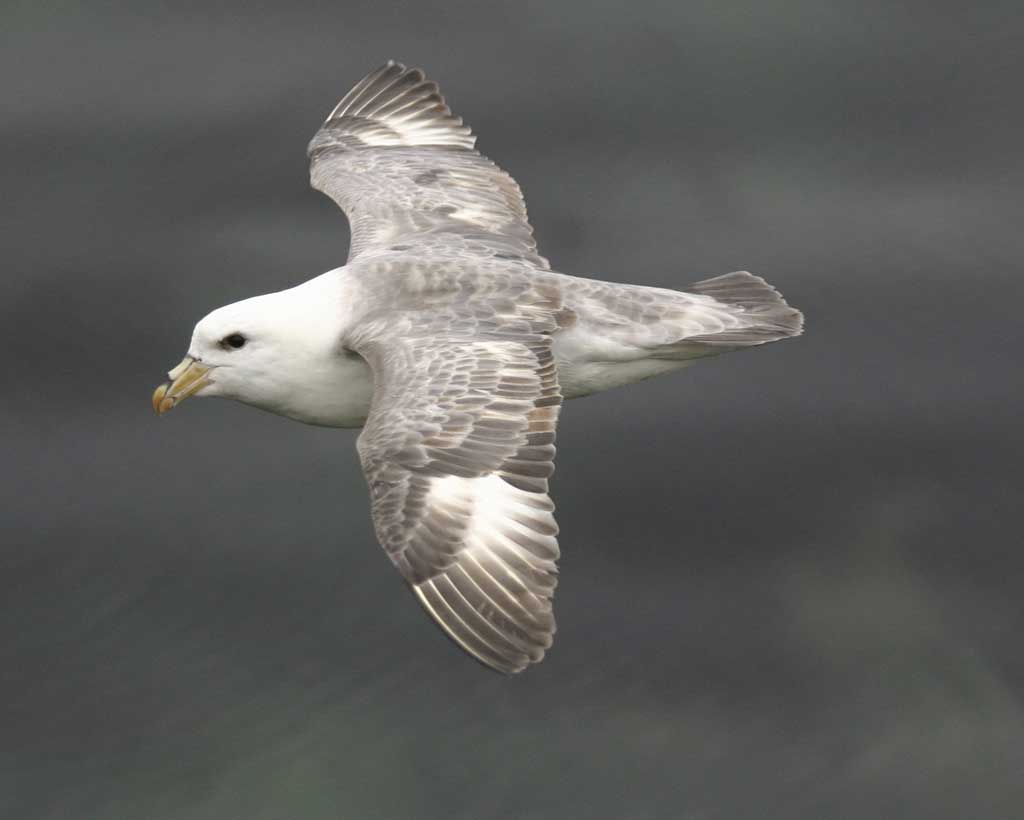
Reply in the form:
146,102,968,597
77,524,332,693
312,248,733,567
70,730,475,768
153,61,803,674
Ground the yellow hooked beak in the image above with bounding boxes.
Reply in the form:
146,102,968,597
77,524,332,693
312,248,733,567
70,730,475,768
152,357,212,415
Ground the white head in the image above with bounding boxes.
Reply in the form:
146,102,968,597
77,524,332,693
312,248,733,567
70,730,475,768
152,271,374,428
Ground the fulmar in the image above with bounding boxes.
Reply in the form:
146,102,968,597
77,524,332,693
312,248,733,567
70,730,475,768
153,61,804,674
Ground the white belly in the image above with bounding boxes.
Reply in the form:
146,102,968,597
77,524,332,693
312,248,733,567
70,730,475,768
554,356,690,399
552,327,691,399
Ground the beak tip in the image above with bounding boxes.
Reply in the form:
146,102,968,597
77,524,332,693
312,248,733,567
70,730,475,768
152,357,211,416
152,383,170,415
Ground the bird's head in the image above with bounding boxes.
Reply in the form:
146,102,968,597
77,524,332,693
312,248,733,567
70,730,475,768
152,293,299,415
152,273,370,426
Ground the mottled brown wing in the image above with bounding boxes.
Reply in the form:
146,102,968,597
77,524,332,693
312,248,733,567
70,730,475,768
351,280,564,674
308,61,549,269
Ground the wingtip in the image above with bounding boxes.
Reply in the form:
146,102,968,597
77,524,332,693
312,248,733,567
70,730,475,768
412,582,545,675
317,61,476,150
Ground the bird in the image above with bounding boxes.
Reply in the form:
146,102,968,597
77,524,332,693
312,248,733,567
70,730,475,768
153,61,803,674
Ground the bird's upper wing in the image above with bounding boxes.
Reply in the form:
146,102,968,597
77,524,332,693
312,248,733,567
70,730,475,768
308,61,549,269
349,274,565,674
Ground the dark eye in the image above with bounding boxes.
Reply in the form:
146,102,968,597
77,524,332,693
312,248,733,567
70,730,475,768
221,333,246,350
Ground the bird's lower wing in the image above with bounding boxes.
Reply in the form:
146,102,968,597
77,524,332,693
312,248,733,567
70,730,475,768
351,290,564,674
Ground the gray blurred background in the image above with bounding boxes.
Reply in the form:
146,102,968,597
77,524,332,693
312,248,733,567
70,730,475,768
3,1,1022,818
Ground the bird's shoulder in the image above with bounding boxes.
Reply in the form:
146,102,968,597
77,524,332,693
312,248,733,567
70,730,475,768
342,252,572,345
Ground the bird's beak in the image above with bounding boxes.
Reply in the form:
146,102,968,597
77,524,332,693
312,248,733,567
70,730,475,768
152,357,212,415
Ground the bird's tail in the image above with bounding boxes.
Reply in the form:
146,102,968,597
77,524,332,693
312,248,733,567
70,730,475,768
682,271,804,347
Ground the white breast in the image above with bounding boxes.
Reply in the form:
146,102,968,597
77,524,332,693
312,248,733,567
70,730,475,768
305,319,689,428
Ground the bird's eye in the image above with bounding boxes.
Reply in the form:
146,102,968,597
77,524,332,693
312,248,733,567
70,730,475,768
221,333,247,350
